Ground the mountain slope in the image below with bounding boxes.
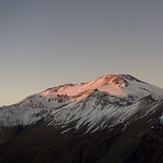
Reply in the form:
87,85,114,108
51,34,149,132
1,74,163,127
1,74,163,162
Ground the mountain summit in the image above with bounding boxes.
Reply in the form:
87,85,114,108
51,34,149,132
1,74,163,162
33,74,163,104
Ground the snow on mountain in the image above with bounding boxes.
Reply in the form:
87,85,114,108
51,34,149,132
9,74,163,107
1,74,163,129
47,91,163,134
40,74,163,102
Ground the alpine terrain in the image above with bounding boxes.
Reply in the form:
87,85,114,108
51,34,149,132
1,74,163,163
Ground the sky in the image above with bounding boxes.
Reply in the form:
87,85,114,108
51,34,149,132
1,0,163,106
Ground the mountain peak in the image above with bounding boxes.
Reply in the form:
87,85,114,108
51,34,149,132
36,74,163,104
6,74,163,111
1,74,163,163
95,74,144,86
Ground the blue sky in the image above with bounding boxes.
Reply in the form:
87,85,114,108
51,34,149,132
1,0,163,106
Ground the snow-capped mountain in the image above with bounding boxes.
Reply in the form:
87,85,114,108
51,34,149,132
1,74,163,127
1,74,163,163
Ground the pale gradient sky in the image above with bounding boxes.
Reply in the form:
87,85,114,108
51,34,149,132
1,0,163,106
